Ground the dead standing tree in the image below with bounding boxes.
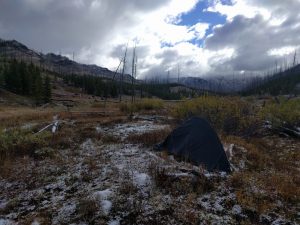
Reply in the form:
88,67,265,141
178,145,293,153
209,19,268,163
120,44,128,102
131,43,137,103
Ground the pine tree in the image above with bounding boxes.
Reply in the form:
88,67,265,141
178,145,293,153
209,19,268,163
18,61,29,95
33,67,43,105
110,82,118,98
43,75,51,103
5,59,18,92
0,65,4,87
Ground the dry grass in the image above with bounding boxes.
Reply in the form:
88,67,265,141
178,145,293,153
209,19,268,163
148,162,215,196
126,128,171,147
76,198,99,222
119,98,164,114
225,134,300,216
0,107,55,128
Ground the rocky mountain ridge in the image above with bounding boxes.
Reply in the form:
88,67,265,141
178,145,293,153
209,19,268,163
0,38,133,82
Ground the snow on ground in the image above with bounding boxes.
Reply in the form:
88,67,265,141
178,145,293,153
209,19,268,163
0,219,16,225
0,118,297,224
133,172,151,188
96,120,167,140
108,219,120,225
94,189,113,215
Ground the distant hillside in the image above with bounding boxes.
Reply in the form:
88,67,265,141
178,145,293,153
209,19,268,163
244,64,300,95
0,38,133,82
178,77,210,90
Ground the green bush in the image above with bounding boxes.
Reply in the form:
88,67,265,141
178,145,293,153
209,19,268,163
172,96,261,136
0,128,51,161
261,98,300,127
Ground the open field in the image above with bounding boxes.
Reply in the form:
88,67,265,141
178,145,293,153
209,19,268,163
0,94,299,225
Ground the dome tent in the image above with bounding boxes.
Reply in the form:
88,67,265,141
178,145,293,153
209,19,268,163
155,117,231,172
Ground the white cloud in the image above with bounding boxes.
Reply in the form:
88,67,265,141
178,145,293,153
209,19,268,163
268,46,298,56
206,0,271,21
190,23,210,40
0,0,299,79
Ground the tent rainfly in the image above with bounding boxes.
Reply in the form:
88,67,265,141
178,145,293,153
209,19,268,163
155,117,231,172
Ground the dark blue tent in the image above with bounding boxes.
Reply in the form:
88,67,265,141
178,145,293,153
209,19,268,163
156,117,231,172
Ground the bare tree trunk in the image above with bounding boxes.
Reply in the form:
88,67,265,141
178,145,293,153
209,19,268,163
131,44,136,103
120,44,128,102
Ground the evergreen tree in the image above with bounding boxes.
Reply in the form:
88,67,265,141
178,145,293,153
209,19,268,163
110,82,118,98
43,75,51,103
18,61,29,95
0,65,4,87
33,67,43,105
27,63,36,96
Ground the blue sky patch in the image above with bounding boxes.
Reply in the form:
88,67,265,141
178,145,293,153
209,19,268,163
178,0,227,46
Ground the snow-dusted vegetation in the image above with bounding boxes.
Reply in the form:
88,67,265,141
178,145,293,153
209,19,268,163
0,97,299,224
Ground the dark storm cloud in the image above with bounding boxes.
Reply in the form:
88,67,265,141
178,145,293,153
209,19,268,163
0,0,299,78
0,0,171,53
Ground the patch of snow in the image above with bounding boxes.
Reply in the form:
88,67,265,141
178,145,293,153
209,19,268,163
31,220,40,225
133,173,151,187
0,200,7,210
94,189,113,215
220,172,227,177
225,144,234,160
52,202,76,225
94,189,112,200
198,195,211,211
171,172,191,177
260,214,272,224
214,197,224,213
108,219,120,225
204,172,213,177
0,219,16,225
81,139,96,156
21,122,37,130
96,121,168,140
101,200,112,215
232,205,242,215
271,218,288,225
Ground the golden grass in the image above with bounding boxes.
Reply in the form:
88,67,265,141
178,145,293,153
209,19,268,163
0,107,55,128
119,98,164,113
225,134,300,215
172,96,261,136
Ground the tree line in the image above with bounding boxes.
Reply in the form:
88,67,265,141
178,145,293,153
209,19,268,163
0,59,51,104
244,65,300,96
62,74,118,98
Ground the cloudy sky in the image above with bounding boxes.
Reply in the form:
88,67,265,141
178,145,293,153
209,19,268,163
0,0,299,79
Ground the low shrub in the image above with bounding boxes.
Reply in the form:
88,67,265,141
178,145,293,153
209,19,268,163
119,98,164,113
148,163,214,196
172,96,261,136
260,98,300,127
101,134,121,144
0,129,51,162
126,128,171,147
33,147,57,160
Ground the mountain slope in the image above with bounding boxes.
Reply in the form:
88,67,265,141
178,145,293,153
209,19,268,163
244,64,300,95
0,38,133,82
